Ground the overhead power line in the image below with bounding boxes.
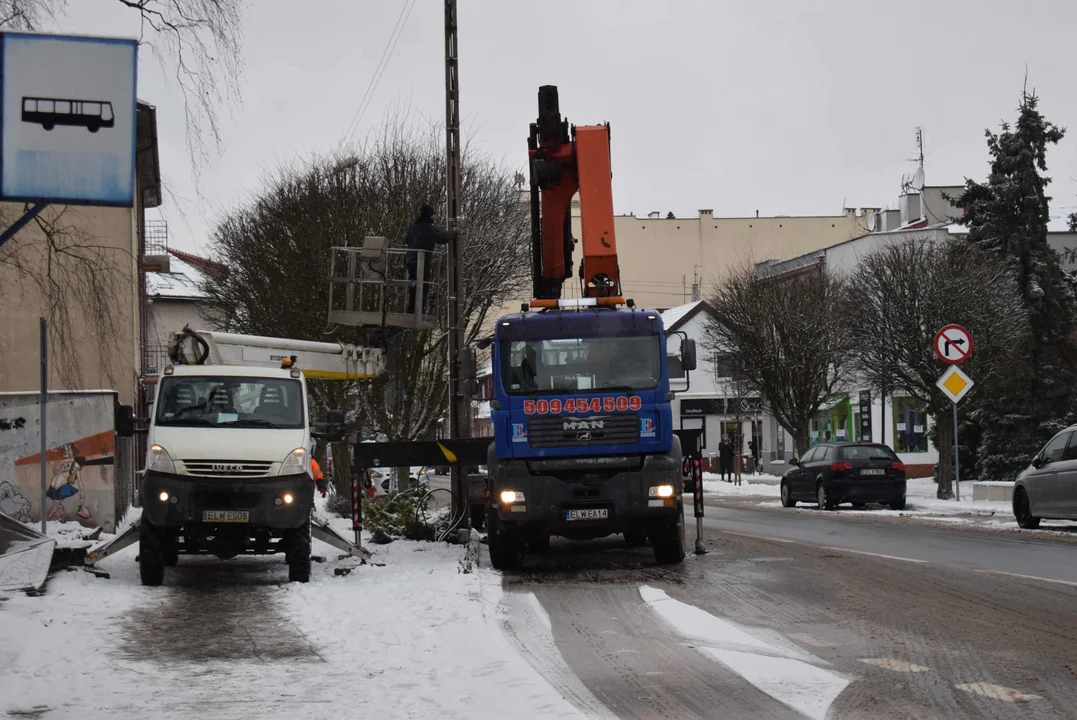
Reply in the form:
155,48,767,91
339,0,417,146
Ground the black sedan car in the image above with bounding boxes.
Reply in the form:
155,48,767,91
781,442,907,510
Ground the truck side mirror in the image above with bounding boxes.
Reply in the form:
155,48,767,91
681,339,698,371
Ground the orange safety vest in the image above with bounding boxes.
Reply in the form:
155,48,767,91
311,459,324,482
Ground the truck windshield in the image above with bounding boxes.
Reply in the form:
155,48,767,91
500,336,660,395
155,376,305,429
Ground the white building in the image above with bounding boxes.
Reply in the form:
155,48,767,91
142,242,225,375
662,301,788,473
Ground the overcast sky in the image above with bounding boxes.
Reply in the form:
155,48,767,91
63,0,1077,254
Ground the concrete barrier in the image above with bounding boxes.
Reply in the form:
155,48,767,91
973,481,1014,502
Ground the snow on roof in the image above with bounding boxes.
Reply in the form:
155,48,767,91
146,251,209,300
660,301,703,331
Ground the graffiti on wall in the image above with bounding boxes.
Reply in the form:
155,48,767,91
0,392,117,532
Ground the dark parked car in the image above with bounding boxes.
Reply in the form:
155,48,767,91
781,442,907,510
1012,424,1077,529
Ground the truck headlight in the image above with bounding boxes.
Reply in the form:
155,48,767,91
499,490,525,505
280,448,307,475
648,484,675,498
148,445,175,474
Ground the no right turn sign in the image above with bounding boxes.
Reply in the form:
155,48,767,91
934,325,973,365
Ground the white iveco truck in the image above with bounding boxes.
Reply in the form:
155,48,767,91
138,329,381,585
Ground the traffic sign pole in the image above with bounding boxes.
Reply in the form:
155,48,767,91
953,405,960,502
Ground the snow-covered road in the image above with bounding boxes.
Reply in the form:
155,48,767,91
4,504,1077,720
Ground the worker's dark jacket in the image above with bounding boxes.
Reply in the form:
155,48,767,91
404,218,453,269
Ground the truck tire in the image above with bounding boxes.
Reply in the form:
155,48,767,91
486,507,522,571
651,508,685,565
286,520,312,583
139,519,166,587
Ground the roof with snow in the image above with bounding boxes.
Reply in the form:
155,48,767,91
146,249,223,301
660,301,711,331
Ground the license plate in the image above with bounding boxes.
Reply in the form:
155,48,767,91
565,508,609,521
861,468,885,476
202,510,249,523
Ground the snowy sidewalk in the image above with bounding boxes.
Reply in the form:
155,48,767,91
0,517,587,720
701,474,1070,531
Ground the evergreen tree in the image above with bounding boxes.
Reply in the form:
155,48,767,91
952,91,1077,478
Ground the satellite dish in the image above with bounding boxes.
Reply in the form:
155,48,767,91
912,166,925,191
867,213,877,232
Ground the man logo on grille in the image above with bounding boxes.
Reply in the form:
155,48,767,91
563,419,606,431
576,431,592,441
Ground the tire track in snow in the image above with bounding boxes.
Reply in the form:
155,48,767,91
499,590,618,719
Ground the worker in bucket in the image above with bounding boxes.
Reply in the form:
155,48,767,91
311,458,328,498
404,203,456,314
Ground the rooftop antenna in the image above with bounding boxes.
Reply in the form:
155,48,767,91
911,127,925,191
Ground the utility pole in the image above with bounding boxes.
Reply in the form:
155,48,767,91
444,0,469,540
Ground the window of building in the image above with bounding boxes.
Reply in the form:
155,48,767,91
892,397,928,453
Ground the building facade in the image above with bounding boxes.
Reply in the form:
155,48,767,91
751,184,1077,476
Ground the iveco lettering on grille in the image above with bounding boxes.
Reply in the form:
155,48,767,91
563,419,606,431
211,463,244,473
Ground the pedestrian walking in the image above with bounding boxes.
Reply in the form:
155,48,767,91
718,435,734,482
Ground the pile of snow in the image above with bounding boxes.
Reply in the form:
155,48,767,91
704,479,782,497
703,472,782,498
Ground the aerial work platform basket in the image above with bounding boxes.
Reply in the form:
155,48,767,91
327,237,443,332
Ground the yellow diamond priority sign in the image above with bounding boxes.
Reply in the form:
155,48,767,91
937,365,974,403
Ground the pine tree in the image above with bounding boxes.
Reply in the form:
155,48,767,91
952,91,1077,478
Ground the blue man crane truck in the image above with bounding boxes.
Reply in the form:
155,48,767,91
481,86,697,568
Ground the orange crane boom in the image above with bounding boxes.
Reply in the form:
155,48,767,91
528,85,620,300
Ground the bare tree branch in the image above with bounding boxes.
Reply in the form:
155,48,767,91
703,265,854,456
203,116,529,492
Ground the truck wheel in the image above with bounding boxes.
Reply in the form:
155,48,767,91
651,509,685,565
486,507,522,570
624,527,649,547
286,520,312,583
470,505,486,531
139,519,166,586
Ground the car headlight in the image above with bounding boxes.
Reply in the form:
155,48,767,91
148,445,175,474
648,484,675,498
280,447,307,475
